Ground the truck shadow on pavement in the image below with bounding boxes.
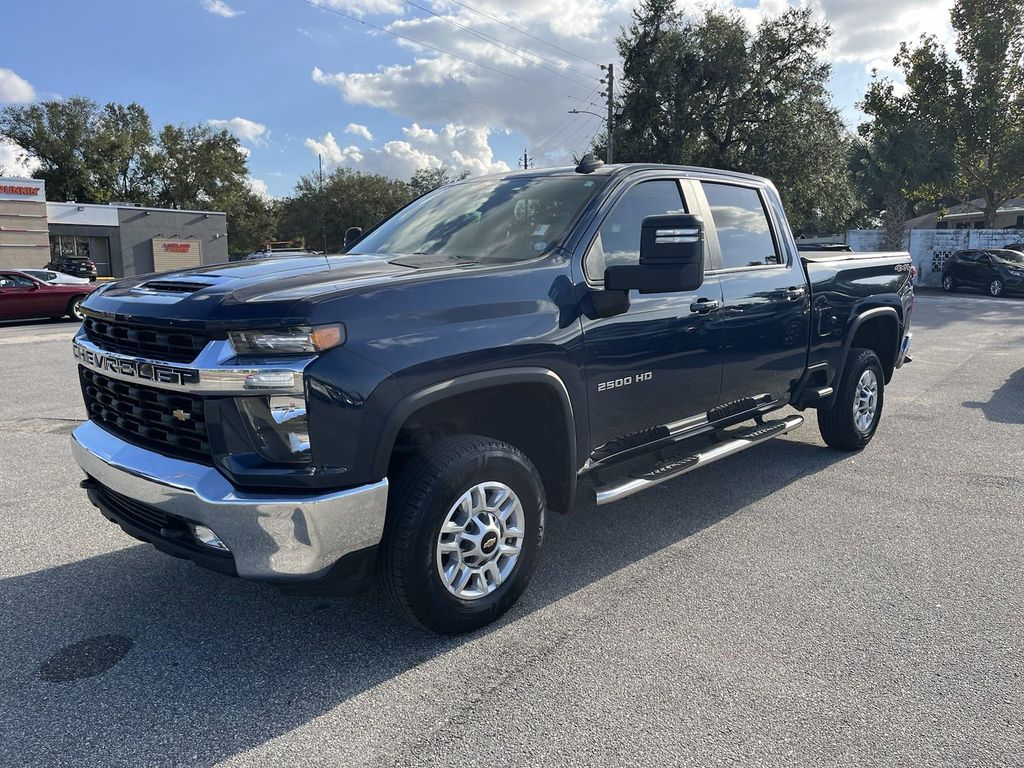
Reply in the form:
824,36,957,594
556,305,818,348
0,436,844,766
963,367,1024,425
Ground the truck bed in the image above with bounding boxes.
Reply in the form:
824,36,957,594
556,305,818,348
801,250,914,386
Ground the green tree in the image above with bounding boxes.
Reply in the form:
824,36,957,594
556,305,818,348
860,0,1024,228
88,102,156,204
224,189,279,256
0,96,99,202
605,4,856,233
148,124,250,210
408,167,469,197
278,168,412,252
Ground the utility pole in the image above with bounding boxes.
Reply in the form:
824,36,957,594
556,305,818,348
601,63,614,164
519,149,532,169
319,153,327,254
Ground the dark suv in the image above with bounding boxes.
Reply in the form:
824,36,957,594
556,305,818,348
47,256,98,281
941,249,1024,297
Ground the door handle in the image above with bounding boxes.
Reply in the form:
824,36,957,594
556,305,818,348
783,286,806,301
689,298,721,314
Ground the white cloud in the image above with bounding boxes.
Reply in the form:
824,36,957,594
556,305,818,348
201,0,244,18
0,68,36,104
307,0,959,164
0,140,41,176
345,123,374,141
246,177,272,199
315,0,404,18
208,117,267,145
305,123,510,179
304,132,365,166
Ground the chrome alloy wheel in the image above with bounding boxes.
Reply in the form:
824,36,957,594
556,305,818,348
436,481,525,600
853,369,879,433
990,279,1004,297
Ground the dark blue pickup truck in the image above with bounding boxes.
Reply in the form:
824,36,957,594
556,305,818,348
71,159,913,633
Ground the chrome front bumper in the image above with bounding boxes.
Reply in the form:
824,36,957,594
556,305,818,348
71,420,388,581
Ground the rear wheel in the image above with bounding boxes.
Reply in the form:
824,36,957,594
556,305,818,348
66,295,86,320
817,348,884,451
381,435,545,634
942,273,956,292
989,278,1004,297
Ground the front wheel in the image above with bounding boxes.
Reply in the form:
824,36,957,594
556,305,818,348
942,273,956,292
67,295,86,320
381,435,545,634
989,278,1004,297
817,348,884,451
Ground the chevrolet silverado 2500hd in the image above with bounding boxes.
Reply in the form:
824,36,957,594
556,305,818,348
71,159,913,634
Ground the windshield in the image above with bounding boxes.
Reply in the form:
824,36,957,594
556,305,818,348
992,249,1024,264
351,175,605,262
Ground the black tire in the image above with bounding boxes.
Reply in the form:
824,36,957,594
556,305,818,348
67,295,86,320
942,273,956,292
816,348,884,451
989,277,1004,297
381,435,545,634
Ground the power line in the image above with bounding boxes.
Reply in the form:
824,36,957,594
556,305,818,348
443,0,604,69
560,112,603,161
294,0,583,101
399,0,599,87
529,85,602,156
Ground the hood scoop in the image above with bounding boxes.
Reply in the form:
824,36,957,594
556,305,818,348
136,278,219,294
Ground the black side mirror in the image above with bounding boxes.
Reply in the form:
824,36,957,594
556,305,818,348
343,226,363,250
604,213,706,293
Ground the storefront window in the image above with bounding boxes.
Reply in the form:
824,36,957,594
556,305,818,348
49,235,93,259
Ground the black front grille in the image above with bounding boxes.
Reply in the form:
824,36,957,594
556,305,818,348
80,368,213,464
83,316,214,363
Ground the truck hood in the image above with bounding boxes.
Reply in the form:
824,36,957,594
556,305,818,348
81,252,483,328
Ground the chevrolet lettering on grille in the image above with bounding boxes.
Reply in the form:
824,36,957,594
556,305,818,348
73,342,200,387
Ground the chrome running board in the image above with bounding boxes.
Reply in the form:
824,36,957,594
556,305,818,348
594,414,804,505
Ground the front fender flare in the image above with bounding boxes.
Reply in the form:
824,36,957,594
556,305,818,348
370,367,578,503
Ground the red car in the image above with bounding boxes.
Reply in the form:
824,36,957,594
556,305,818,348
0,269,96,322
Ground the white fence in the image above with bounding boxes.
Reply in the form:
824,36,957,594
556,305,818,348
845,228,1023,288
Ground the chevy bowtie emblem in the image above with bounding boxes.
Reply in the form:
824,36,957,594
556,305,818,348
172,409,191,422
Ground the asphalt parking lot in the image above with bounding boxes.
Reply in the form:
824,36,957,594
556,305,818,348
0,292,1022,767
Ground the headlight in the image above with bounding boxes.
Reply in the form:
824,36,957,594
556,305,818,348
229,325,345,356
237,395,310,464
1007,270,1024,278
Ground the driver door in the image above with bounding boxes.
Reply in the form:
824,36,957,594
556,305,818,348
0,273,49,320
578,178,724,462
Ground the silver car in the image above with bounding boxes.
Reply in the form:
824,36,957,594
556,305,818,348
15,268,91,285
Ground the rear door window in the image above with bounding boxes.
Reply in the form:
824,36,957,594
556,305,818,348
701,182,781,269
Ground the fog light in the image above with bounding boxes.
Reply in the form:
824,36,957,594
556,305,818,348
191,524,230,551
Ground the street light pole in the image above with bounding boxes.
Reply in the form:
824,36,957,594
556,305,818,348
570,62,615,164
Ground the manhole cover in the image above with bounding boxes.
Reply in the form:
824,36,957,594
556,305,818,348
39,634,134,682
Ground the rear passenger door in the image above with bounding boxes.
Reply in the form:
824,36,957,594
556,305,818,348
956,251,980,285
698,181,810,411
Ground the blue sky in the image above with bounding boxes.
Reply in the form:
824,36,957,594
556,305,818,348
2,0,952,198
